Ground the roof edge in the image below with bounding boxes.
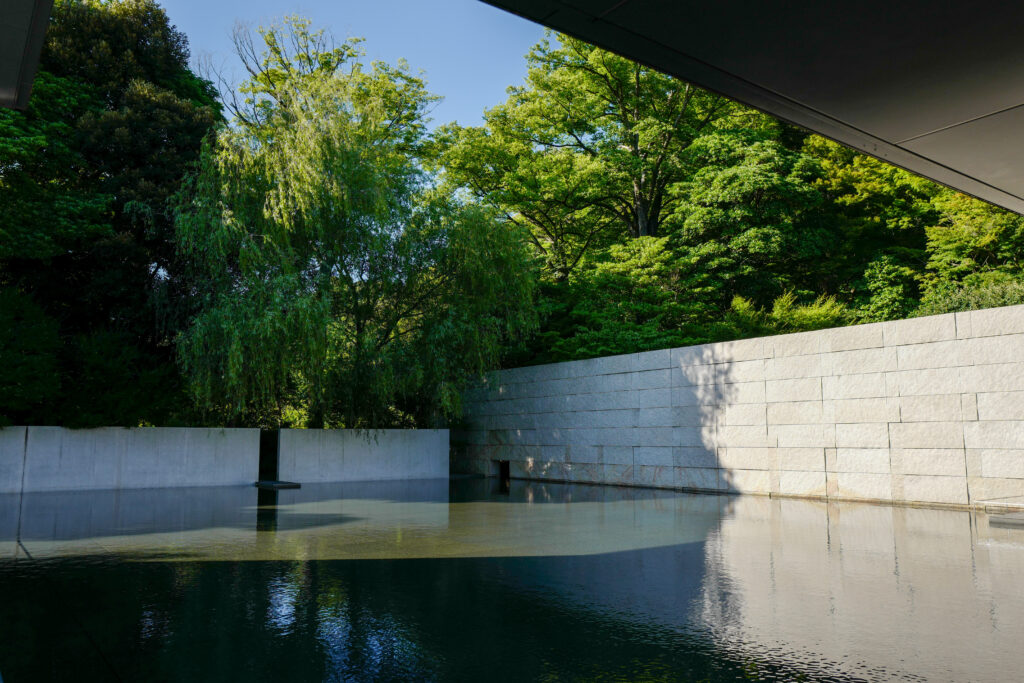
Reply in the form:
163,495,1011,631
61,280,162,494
9,0,54,110
482,0,1024,215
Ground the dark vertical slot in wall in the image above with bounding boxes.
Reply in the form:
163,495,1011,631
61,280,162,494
496,460,511,494
259,429,279,481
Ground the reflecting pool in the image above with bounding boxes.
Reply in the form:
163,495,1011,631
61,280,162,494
1,478,1022,682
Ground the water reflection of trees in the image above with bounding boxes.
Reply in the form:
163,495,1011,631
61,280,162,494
0,549,859,681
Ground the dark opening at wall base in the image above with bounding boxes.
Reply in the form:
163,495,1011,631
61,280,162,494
255,429,300,490
492,459,511,494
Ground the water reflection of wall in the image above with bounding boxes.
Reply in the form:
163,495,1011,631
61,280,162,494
0,492,17,558
475,488,1024,680
0,486,261,558
698,497,1024,682
485,481,724,628
0,480,453,559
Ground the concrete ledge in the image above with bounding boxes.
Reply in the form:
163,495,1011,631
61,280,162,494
278,429,448,483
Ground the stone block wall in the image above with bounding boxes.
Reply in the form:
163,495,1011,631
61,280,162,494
453,304,1024,508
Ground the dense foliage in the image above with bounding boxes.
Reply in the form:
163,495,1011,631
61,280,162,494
174,19,536,428
0,0,219,426
441,31,1024,364
4,10,1024,427
436,35,736,280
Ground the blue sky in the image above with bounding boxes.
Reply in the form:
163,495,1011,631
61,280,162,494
159,0,546,127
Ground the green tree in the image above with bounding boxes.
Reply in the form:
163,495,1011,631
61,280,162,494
436,32,735,279
0,0,219,426
670,131,830,308
0,290,61,426
924,191,1024,287
43,0,219,108
914,191,1024,315
175,18,536,428
514,130,841,363
521,237,699,362
0,72,110,262
801,135,937,319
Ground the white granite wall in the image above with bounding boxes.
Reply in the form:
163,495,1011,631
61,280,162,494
0,427,448,494
0,427,259,493
453,304,1024,508
278,429,449,483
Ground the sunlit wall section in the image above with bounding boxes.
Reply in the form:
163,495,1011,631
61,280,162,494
454,303,1024,508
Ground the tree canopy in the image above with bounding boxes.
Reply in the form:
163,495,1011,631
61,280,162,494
5,11,1024,427
0,0,220,426
447,33,1024,365
435,33,736,280
175,18,537,428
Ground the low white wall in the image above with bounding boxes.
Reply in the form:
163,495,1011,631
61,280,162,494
278,429,449,483
454,304,1024,509
0,427,258,493
0,426,27,494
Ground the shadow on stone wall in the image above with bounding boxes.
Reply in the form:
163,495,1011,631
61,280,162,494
452,342,750,494
677,343,740,495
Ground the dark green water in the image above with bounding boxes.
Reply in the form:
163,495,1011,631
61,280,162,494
1,478,1022,682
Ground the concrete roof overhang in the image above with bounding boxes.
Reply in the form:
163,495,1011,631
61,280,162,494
482,0,1024,215
1,0,53,109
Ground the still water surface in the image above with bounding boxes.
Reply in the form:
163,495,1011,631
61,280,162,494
1,478,1022,682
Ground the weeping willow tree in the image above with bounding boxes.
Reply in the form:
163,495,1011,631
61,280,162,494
174,18,537,428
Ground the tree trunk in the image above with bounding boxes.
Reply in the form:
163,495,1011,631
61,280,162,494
633,181,653,237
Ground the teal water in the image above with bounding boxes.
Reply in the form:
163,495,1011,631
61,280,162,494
1,478,1022,682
